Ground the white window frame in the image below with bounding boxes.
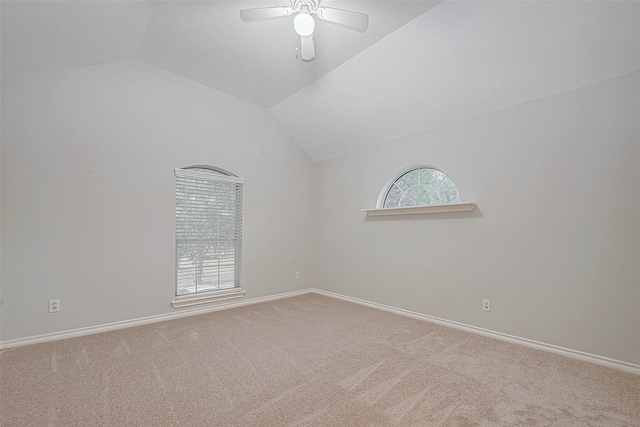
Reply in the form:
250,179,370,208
172,166,245,308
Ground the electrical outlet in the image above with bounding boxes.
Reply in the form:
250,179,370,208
49,299,60,313
295,272,300,280
483,299,491,312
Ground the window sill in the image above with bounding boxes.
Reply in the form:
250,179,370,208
361,202,476,216
171,289,245,309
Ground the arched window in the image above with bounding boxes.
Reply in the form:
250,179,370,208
378,166,460,209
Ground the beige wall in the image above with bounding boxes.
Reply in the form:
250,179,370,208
2,60,638,367
312,72,640,365
1,60,314,340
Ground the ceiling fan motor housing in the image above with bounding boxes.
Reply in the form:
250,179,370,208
240,0,368,61
291,0,319,14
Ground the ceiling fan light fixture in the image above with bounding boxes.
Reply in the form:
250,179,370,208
239,1,368,61
294,12,315,37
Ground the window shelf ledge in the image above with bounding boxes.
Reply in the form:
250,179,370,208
362,202,476,217
171,289,245,309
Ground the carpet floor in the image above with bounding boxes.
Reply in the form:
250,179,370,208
1,294,638,426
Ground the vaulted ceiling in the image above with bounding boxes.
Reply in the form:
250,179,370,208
2,1,639,161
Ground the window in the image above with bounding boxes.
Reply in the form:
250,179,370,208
175,166,243,297
378,166,460,208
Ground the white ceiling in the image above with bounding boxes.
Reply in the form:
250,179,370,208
272,0,640,160
2,1,639,161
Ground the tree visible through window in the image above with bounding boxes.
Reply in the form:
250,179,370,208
175,166,243,296
381,166,460,208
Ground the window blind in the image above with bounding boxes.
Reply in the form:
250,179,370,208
175,168,243,296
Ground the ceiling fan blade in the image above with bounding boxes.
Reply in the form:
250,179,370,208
300,35,315,61
316,7,368,32
239,7,293,23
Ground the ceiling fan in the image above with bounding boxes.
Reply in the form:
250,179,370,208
239,0,369,61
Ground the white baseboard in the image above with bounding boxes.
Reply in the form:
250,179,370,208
311,289,640,376
2,287,638,376
0,289,313,350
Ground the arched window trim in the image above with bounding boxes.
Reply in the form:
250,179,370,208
183,165,237,177
376,164,460,209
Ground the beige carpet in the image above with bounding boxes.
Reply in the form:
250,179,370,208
1,294,638,426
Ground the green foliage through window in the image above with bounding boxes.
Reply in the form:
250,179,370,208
175,167,243,296
383,167,460,208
